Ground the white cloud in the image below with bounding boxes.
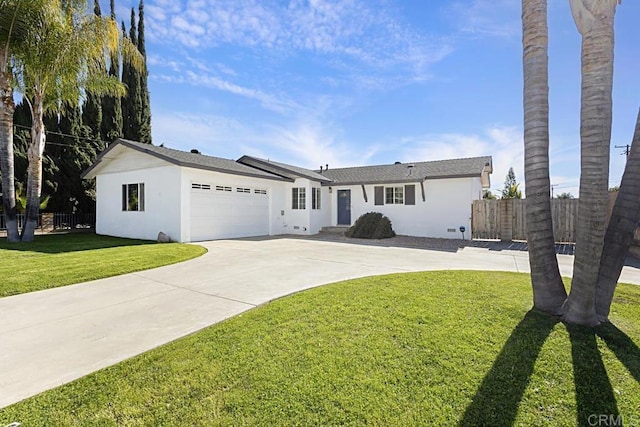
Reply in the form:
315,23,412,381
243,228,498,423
143,0,450,82
151,111,365,170
185,71,301,114
446,0,521,39
151,111,247,156
251,121,367,169
396,125,524,194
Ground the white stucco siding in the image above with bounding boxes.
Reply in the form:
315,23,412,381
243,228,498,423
328,177,481,239
309,186,331,234
268,181,288,236
282,178,311,235
95,165,183,241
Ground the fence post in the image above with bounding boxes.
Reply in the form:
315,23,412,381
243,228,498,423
500,199,514,242
41,213,54,231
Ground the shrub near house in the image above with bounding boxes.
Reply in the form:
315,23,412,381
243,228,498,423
346,212,396,239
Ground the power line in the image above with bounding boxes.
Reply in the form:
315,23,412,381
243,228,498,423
615,144,631,157
13,124,110,147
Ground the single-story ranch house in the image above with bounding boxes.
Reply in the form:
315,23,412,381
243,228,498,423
82,139,493,242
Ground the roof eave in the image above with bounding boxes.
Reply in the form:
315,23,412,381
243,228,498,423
83,139,292,182
322,173,486,186
239,155,332,183
80,138,127,179
179,162,293,182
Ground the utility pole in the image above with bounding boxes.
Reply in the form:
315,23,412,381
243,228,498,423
615,144,631,158
551,184,558,199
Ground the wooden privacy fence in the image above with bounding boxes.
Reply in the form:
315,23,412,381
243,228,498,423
472,193,619,243
472,199,580,242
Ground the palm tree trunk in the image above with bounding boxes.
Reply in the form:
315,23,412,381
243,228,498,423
595,109,640,322
522,0,567,314
0,47,19,242
562,0,618,326
20,90,45,242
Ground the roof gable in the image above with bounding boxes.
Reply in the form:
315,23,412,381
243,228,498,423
82,139,290,181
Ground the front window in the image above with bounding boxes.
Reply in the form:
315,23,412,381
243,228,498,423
385,186,403,204
292,187,306,210
312,187,321,210
122,183,145,211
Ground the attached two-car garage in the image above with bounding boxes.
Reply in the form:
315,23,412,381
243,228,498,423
189,182,270,242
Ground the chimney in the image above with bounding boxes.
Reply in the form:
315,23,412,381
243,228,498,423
320,165,323,173
326,163,329,171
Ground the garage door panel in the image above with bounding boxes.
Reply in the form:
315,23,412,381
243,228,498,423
190,188,269,241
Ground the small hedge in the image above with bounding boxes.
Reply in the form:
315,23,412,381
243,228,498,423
346,212,396,239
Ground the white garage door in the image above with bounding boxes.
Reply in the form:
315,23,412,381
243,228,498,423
190,183,269,241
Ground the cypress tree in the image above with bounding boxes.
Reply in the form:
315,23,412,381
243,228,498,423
12,100,32,188
122,8,142,141
52,104,99,213
82,0,103,139
101,1,123,142
137,0,152,143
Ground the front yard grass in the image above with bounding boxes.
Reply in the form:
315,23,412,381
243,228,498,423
0,233,206,297
1,270,638,425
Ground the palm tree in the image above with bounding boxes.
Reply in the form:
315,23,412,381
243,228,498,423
562,0,619,326
11,0,141,241
522,0,567,314
0,0,45,242
595,109,640,322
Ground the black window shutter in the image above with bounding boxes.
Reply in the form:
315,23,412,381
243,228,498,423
374,186,384,205
405,185,416,205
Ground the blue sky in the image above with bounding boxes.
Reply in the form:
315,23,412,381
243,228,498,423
104,0,640,197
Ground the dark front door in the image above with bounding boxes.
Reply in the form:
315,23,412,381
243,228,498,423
337,190,351,225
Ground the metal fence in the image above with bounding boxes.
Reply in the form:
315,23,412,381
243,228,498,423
0,213,95,231
53,213,96,230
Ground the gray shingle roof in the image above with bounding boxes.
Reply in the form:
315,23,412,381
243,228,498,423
82,139,290,181
318,156,493,185
83,140,492,187
237,155,332,182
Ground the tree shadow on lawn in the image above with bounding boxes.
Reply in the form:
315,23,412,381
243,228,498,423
567,324,619,426
459,310,558,427
0,233,156,254
459,311,632,427
597,323,640,384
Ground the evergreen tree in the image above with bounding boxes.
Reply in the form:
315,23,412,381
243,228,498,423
100,2,123,142
501,167,522,199
504,167,517,190
52,104,101,213
82,0,103,139
122,8,142,141
137,0,152,143
502,168,522,199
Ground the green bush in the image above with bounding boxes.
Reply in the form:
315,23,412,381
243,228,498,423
346,212,396,239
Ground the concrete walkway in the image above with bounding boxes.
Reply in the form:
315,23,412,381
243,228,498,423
1,237,639,408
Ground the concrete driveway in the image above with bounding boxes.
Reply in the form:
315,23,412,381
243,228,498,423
1,236,639,408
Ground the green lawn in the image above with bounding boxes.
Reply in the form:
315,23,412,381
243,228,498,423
1,271,639,426
0,233,207,297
